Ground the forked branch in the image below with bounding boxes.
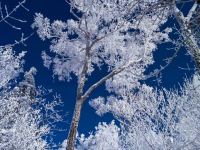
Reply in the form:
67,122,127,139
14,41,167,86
0,0,29,30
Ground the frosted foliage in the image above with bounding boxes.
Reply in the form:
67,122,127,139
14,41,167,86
0,88,48,150
59,139,67,150
33,1,170,81
90,95,136,120
105,20,172,94
89,97,108,116
76,121,120,150
0,46,24,88
41,51,52,69
90,84,159,121
192,74,200,92
32,13,51,40
89,76,200,149
120,128,168,150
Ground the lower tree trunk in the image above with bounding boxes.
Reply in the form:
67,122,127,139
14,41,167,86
66,99,83,150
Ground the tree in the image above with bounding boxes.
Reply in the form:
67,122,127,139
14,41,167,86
0,68,46,149
32,0,173,149
0,68,64,149
80,74,200,149
32,0,200,149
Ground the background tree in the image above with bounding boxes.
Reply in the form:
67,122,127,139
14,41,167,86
0,68,64,149
0,1,65,149
145,0,200,72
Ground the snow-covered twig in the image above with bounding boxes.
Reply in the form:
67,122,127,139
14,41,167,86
0,32,34,48
0,0,29,30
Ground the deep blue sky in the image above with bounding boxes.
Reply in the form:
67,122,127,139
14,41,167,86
0,0,195,146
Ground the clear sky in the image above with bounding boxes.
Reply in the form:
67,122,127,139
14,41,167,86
0,0,195,145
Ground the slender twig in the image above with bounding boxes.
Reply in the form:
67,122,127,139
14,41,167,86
0,32,34,48
0,0,28,30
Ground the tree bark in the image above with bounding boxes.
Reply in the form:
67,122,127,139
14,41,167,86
66,99,84,150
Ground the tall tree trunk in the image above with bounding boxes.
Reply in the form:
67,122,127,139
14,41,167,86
66,99,84,150
66,40,91,150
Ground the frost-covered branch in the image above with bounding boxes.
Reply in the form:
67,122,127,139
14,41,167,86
0,32,34,48
82,58,143,101
0,0,29,30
